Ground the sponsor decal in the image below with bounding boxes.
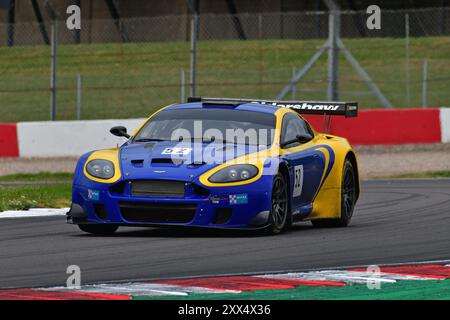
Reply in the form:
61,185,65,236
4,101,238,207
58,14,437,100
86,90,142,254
252,101,341,111
229,194,248,205
161,147,192,155
209,196,228,201
293,165,304,197
87,189,100,201
279,103,341,111
209,196,228,204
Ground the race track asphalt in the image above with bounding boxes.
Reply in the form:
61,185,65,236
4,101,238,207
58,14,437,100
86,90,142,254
1,179,449,289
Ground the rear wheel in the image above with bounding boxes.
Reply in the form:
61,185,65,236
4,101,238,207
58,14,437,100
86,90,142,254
312,159,356,228
78,224,118,235
266,173,290,235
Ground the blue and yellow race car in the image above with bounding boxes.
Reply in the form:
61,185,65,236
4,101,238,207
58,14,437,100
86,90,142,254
67,97,360,235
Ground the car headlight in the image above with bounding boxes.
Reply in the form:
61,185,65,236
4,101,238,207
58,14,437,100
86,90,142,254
208,164,258,183
86,159,115,179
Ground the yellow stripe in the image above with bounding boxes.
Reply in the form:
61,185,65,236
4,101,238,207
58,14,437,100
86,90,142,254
313,146,331,197
131,104,175,137
83,148,121,184
198,150,273,187
199,109,287,187
83,104,175,184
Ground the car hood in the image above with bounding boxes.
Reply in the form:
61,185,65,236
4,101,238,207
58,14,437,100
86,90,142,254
119,141,264,182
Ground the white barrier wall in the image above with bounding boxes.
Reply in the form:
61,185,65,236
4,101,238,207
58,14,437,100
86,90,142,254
17,119,146,157
440,108,450,143
10,107,450,158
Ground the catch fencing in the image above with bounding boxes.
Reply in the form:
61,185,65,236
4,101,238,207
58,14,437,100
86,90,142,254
0,7,449,122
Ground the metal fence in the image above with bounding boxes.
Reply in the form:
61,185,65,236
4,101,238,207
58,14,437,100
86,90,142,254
0,7,449,122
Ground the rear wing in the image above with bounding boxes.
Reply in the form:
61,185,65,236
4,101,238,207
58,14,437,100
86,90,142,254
187,97,358,118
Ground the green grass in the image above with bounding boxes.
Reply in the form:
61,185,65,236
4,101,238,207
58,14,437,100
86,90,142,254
0,172,74,182
0,184,71,211
0,170,448,212
388,170,450,179
0,37,449,122
0,173,73,211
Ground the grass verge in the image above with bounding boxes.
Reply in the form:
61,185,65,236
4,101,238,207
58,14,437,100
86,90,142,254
0,184,71,211
386,170,450,179
0,172,74,182
0,170,448,212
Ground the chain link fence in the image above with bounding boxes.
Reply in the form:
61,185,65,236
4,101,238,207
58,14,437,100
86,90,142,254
0,7,449,122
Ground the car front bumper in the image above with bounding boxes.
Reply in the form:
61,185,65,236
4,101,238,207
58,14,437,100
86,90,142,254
67,175,274,229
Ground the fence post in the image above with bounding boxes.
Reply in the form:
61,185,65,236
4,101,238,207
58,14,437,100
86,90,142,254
50,20,58,121
405,13,411,108
181,69,186,103
258,14,262,39
439,5,447,35
7,0,15,47
291,66,297,100
422,60,428,108
190,12,199,97
326,1,340,101
76,74,82,120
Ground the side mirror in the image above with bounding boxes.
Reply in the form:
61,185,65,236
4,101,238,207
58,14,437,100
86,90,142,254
280,133,313,148
110,126,130,139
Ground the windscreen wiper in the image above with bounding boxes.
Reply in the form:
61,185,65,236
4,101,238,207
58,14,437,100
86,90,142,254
133,138,169,143
187,137,237,144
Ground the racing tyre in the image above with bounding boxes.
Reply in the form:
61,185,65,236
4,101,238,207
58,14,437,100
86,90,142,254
266,173,290,235
312,159,356,228
78,224,119,235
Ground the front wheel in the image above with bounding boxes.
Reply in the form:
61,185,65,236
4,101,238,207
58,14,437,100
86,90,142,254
265,173,290,235
78,224,118,235
312,159,356,228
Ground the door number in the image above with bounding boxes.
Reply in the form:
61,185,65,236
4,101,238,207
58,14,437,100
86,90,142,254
293,165,304,197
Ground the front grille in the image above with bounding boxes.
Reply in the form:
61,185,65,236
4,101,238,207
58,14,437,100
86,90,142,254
120,202,196,223
131,180,185,198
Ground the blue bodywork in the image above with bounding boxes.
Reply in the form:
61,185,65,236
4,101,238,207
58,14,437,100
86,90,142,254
68,102,334,229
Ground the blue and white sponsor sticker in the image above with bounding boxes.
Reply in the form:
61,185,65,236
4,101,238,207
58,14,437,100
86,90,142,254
209,196,228,204
161,147,192,155
87,189,100,201
229,193,248,205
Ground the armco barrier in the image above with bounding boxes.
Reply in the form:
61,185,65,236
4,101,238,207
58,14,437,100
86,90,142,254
0,108,448,158
17,119,145,157
304,108,442,145
0,123,19,157
440,108,450,143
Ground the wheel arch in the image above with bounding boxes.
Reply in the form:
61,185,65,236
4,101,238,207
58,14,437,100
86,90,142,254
277,160,292,217
278,159,290,175
277,161,290,192
345,151,360,201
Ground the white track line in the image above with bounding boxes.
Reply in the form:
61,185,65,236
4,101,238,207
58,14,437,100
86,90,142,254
40,282,241,297
0,208,68,219
37,262,450,297
258,270,439,285
113,259,450,285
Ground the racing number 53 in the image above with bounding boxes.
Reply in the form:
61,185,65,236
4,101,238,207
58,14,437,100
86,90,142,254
293,165,304,197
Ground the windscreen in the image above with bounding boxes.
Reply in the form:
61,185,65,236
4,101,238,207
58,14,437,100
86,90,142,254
134,108,276,146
